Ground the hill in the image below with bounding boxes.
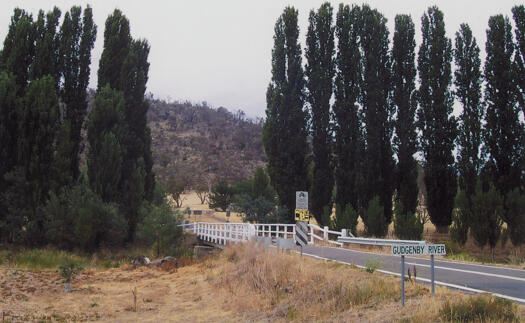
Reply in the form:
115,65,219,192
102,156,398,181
146,98,266,186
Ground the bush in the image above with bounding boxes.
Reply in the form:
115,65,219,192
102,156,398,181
504,189,525,247
363,196,387,237
208,180,234,211
470,185,503,260
440,295,520,322
232,194,286,223
137,202,183,256
43,184,126,252
451,190,470,246
333,204,358,235
394,200,424,240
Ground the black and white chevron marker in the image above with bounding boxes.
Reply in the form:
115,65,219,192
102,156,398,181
295,220,308,247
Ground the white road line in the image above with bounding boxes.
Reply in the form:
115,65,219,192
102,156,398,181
297,251,525,304
314,245,525,274
403,261,525,282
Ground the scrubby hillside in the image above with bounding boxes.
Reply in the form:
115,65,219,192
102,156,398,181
146,98,266,185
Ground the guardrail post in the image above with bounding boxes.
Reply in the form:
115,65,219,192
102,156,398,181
401,255,405,307
323,226,328,241
310,225,314,244
341,229,347,237
431,254,435,297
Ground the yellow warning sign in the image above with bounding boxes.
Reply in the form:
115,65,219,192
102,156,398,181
295,209,310,222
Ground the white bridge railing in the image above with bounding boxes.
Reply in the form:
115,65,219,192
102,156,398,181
179,222,351,247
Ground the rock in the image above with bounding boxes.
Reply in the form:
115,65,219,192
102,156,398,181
131,256,151,268
150,256,178,267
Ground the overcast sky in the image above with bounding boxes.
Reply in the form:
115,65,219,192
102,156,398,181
0,1,521,117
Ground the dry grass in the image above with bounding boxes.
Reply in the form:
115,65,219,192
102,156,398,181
1,242,523,322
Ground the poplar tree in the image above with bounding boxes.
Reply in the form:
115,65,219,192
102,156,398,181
417,6,457,233
512,5,525,112
263,7,308,222
360,5,393,234
333,4,362,216
305,2,335,225
57,6,97,183
392,14,418,215
454,23,483,199
484,15,521,196
91,9,154,241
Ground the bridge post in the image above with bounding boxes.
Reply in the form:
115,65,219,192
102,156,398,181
310,225,314,244
323,226,328,241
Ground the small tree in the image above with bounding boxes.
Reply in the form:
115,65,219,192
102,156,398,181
394,200,424,240
166,174,187,208
208,180,234,211
504,189,525,248
333,204,358,236
137,203,183,256
195,181,208,204
60,262,83,293
470,186,503,261
450,190,470,246
363,196,387,237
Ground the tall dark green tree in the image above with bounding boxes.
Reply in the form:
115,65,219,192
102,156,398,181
484,15,522,196
87,85,125,203
360,5,393,233
512,5,525,112
305,2,335,225
263,7,309,222
417,6,457,233
13,76,59,244
57,6,97,184
454,23,483,200
333,4,362,215
91,9,154,241
392,14,418,215
31,7,61,84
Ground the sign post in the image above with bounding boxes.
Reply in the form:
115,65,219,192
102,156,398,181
391,243,446,305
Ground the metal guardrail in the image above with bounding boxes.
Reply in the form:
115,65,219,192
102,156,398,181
337,236,426,246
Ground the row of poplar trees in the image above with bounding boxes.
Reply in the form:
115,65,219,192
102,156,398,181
263,3,525,247
0,6,155,250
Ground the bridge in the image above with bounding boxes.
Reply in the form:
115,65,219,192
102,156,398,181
180,221,525,305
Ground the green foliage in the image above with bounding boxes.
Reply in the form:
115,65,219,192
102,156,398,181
208,180,234,211
469,185,503,259
136,202,183,256
166,173,187,208
263,6,309,223
59,262,83,283
321,205,332,228
503,189,525,247
306,3,335,224
333,4,362,215
393,201,423,240
251,167,275,202
363,196,387,237
232,194,286,224
393,14,419,215
360,5,394,225
43,183,126,252
451,190,470,246
333,204,358,235
417,6,457,232
513,5,525,113
484,14,522,196
454,24,483,201
58,5,97,182
440,295,520,323
365,259,382,273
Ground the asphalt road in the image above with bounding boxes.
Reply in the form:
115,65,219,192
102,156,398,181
300,245,525,304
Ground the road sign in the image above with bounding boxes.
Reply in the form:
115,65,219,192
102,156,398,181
294,209,310,222
295,221,308,247
391,244,446,256
296,191,308,210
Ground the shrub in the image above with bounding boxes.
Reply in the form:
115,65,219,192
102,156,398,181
440,295,520,322
470,185,503,261
208,180,234,211
43,184,126,252
394,200,424,240
451,190,470,246
136,202,183,256
333,204,358,235
363,196,387,237
504,189,525,247
232,194,285,224
365,259,382,273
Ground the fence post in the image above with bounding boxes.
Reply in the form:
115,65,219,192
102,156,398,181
310,225,314,244
342,229,347,237
323,226,328,241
